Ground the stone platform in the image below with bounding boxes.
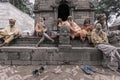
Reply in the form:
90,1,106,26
0,37,119,66
0,46,120,66
0,37,97,47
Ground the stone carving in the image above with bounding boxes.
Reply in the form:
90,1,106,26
59,26,70,44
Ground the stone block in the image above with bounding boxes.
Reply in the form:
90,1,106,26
46,61,58,65
69,61,80,65
59,26,70,44
59,36,70,44
0,52,8,60
0,47,33,52
8,52,19,60
57,61,65,65
31,61,47,65
59,45,72,52
35,49,47,53
81,53,91,61
82,61,101,66
0,60,6,65
32,50,44,61
0,46,119,66
78,61,83,65
66,52,82,61
0,60,12,65
20,52,31,60
51,52,63,61
43,52,50,60
12,60,31,65
47,48,59,53
4,60,12,65
90,53,103,61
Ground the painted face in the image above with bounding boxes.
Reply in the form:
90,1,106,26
9,21,15,27
39,17,44,22
100,19,105,24
96,26,102,35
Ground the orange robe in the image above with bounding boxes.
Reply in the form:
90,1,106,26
81,24,94,42
69,21,87,40
81,24,94,36
35,23,47,36
62,21,71,27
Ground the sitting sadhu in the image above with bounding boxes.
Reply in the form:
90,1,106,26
57,18,71,28
0,19,19,47
96,14,108,33
81,18,94,43
35,17,54,47
67,16,87,41
91,25,120,71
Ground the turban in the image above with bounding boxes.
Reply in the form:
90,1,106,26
97,14,106,21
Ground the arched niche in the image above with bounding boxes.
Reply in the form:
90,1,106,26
58,3,70,21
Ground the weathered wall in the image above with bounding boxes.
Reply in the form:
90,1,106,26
0,47,104,66
0,37,119,66
74,11,94,25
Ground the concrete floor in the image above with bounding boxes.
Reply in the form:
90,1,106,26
0,65,120,80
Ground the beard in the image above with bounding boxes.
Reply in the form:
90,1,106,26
96,29,102,36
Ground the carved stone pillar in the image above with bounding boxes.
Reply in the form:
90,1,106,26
59,26,70,44
59,26,71,51
70,7,74,19
54,8,57,20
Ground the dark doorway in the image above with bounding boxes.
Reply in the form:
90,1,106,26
58,4,70,21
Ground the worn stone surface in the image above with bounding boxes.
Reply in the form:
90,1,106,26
8,52,19,60
0,52,8,60
31,61,47,65
0,37,119,47
12,60,31,65
20,52,31,61
0,65,120,80
0,46,119,66
59,26,70,44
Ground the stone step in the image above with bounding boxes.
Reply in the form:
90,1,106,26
0,37,93,47
0,46,119,65
2,37,119,47
0,47,101,65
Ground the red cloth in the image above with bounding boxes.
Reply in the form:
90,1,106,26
81,24,94,31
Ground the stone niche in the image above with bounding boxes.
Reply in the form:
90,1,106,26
34,0,95,31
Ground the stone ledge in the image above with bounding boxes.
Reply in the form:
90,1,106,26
1,37,119,47
0,46,119,65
